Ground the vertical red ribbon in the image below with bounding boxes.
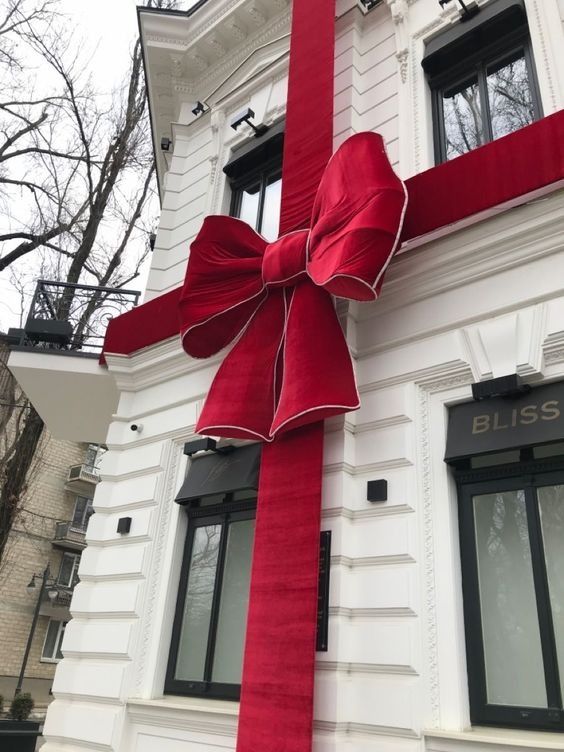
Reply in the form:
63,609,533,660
236,2,335,751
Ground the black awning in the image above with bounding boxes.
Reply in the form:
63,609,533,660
175,443,261,504
223,121,284,179
422,0,527,78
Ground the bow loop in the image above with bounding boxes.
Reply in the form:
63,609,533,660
180,216,267,358
308,132,407,300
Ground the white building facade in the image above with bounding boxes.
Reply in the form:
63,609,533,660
9,0,564,750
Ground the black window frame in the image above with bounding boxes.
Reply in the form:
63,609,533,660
165,492,257,701
426,9,542,164
224,125,284,238
455,452,564,731
229,157,282,237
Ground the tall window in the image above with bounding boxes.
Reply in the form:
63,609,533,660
42,619,67,661
165,492,256,700
57,552,80,588
456,445,564,730
423,0,542,163
71,496,94,532
225,126,283,242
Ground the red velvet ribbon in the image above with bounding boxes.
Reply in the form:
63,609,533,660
179,2,407,750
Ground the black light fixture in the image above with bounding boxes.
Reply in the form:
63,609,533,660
367,479,388,503
438,0,480,21
471,374,531,401
360,0,383,10
160,136,171,152
191,100,207,117
230,107,268,138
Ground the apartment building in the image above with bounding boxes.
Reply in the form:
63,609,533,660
0,344,99,705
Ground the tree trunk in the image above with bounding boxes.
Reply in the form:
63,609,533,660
0,406,44,564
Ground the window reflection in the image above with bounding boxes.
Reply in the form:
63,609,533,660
238,183,260,229
473,490,547,707
261,174,282,241
443,78,484,160
487,54,535,140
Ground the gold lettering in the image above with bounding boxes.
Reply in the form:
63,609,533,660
493,412,509,431
473,415,490,434
511,408,518,427
541,400,561,421
520,405,538,425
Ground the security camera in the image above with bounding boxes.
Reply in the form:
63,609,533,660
130,423,143,433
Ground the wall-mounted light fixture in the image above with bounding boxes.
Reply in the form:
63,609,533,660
191,100,208,117
160,136,171,152
438,0,480,21
230,107,268,138
359,0,383,11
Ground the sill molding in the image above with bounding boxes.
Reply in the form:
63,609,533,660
127,696,239,738
425,727,563,751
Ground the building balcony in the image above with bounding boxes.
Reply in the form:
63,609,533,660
5,280,140,443
38,582,75,619
52,521,88,553
65,463,100,495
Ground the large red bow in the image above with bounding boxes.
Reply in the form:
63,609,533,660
180,132,407,441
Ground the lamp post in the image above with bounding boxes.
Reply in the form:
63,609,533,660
15,565,56,697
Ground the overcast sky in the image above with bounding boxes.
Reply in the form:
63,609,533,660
0,1,195,331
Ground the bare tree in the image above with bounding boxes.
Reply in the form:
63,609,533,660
0,0,177,566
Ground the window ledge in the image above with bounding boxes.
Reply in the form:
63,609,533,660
425,727,563,751
127,695,240,736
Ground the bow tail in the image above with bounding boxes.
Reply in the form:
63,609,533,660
196,291,286,442
270,284,360,438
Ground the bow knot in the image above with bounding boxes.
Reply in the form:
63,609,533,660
262,231,308,288
180,132,407,442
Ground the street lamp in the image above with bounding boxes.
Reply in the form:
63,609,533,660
16,565,59,696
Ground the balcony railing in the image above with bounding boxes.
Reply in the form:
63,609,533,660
67,463,100,486
53,521,89,551
6,279,140,356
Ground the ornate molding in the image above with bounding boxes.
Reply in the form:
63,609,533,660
528,0,558,111
207,108,227,215
133,439,183,694
387,0,410,84
416,369,473,728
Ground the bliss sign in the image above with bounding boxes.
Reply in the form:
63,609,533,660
445,382,564,461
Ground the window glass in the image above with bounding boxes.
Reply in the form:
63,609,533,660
55,623,66,659
442,77,484,160
471,450,520,468
43,620,59,659
487,52,535,140
538,484,564,700
533,442,564,459
42,620,67,660
212,518,255,684
238,183,260,230
72,496,93,529
473,490,547,707
175,524,221,682
58,553,80,587
261,173,282,241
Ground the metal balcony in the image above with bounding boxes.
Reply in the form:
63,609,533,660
6,280,140,443
65,463,100,494
38,581,76,618
52,521,89,552
6,279,141,357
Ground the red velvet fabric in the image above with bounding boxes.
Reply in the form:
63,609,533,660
236,422,323,752
102,109,564,361
279,0,335,235
179,133,407,441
